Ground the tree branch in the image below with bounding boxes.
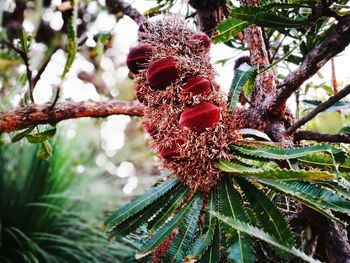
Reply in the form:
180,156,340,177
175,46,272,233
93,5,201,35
0,100,144,133
287,84,350,134
267,14,350,115
106,0,146,25
294,130,350,143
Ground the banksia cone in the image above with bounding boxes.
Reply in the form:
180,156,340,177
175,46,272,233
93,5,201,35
181,76,211,95
128,16,239,191
126,44,154,74
179,102,220,132
146,58,179,90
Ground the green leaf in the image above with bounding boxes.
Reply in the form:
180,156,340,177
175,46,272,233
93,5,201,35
165,194,203,263
231,144,347,162
141,194,195,253
303,99,350,112
26,127,57,144
230,6,311,28
147,186,189,234
260,180,350,219
228,64,258,110
339,126,350,133
213,17,251,43
218,160,335,181
211,212,320,263
11,127,35,142
199,224,220,263
37,141,52,160
19,30,29,54
108,186,180,237
219,177,255,263
61,0,78,79
235,178,295,247
238,129,272,142
299,153,350,172
105,178,179,229
189,190,217,260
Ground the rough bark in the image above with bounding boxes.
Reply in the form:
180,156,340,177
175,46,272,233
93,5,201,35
0,100,144,133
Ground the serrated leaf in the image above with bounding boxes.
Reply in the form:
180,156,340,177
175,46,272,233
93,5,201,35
213,17,251,43
141,194,195,253
165,194,203,263
228,64,258,109
189,190,217,259
147,186,189,234
108,186,181,238
235,178,295,247
199,224,220,263
26,127,56,144
61,0,78,79
105,178,179,229
218,160,335,181
231,144,347,162
299,153,350,172
219,177,255,263
211,212,320,263
260,180,350,219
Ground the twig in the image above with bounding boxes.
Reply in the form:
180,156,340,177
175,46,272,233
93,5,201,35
3,41,34,103
331,58,338,94
294,130,350,143
0,100,144,133
105,0,146,25
267,14,350,115
287,84,350,134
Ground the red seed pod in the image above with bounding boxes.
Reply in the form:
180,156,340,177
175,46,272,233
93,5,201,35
146,58,179,90
127,44,154,74
144,123,158,138
192,32,211,52
181,76,211,95
179,102,220,132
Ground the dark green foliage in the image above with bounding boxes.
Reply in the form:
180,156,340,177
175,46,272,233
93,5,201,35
0,141,134,263
164,194,203,262
228,64,258,110
105,178,179,230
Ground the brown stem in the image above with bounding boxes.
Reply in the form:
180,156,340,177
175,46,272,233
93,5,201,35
303,207,350,263
105,0,146,25
0,100,144,133
188,0,227,36
287,84,350,134
267,14,350,115
294,130,350,143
